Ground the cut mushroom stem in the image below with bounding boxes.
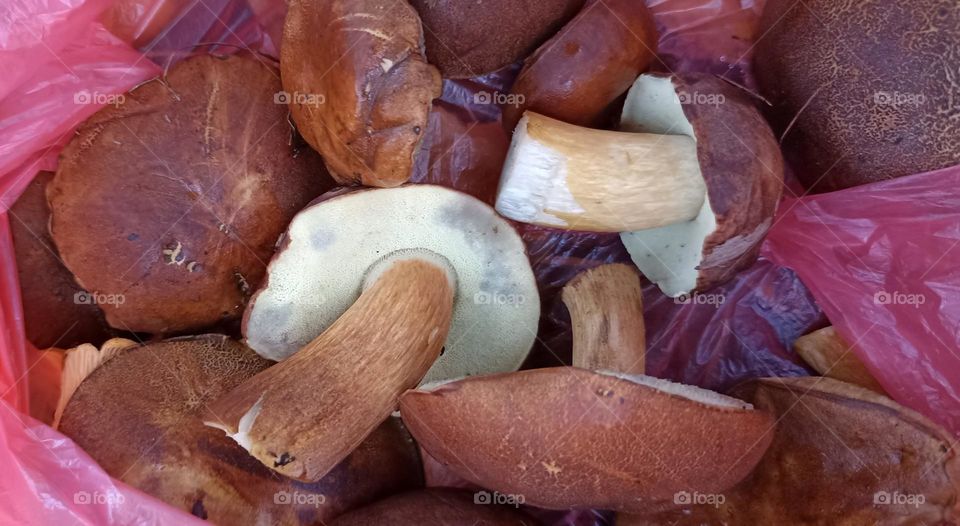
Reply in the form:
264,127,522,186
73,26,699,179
495,111,705,232
205,253,455,482
562,263,646,375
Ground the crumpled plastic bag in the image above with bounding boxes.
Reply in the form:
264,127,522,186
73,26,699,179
765,165,960,436
6,0,958,524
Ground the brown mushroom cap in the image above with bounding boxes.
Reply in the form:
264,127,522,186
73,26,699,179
399,367,773,512
619,73,784,295
623,377,960,525
58,335,423,524
409,0,584,78
502,0,658,130
329,488,539,525
9,172,115,348
281,0,441,187
47,54,331,335
754,0,960,192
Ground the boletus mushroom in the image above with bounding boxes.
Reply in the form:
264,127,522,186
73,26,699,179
58,335,423,524
330,489,539,525
9,172,115,349
495,73,784,296
409,0,584,78
622,377,960,525
399,264,774,512
754,0,960,191
47,53,332,335
502,0,659,130
206,185,539,482
281,0,441,187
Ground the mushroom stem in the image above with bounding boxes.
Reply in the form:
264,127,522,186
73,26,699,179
205,256,454,482
495,112,705,232
562,264,646,375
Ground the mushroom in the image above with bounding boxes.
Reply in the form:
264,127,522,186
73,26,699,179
399,264,774,512
47,53,332,335
9,172,116,349
281,0,441,187
754,0,960,191
502,0,658,130
205,185,540,482
793,326,886,394
58,335,423,524
329,489,539,525
623,377,960,525
409,0,584,78
495,73,784,296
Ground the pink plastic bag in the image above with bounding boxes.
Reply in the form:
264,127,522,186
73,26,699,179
9,0,955,524
765,166,960,436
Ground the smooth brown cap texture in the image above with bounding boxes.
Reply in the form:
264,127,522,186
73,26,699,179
410,0,585,78
400,367,773,512
59,335,423,524
281,0,441,187
503,0,658,129
624,376,960,525
10,172,115,349
48,53,331,335
330,488,539,525
754,0,960,192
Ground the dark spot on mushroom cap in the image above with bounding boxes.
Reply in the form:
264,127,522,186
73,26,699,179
413,126,421,134
275,452,295,467
191,497,208,519
127,233,139,241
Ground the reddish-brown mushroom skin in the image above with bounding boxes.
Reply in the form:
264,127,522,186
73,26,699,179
400,367,773,512
330,489,538,525
503,0,659,130
48,54,332,335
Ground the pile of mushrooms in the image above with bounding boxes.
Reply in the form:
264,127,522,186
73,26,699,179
495,73,784,296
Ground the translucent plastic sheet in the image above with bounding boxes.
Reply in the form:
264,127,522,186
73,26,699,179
5,0,957,524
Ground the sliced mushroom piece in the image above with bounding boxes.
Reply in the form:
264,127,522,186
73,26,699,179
496,73,784,296
793,326,886,394
400,264,773,512
210,185,539,482
58,335,423,524
48,54,333,335
330,488,539,525
282,0,441,187
243,185,541,382
622,377,960,525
